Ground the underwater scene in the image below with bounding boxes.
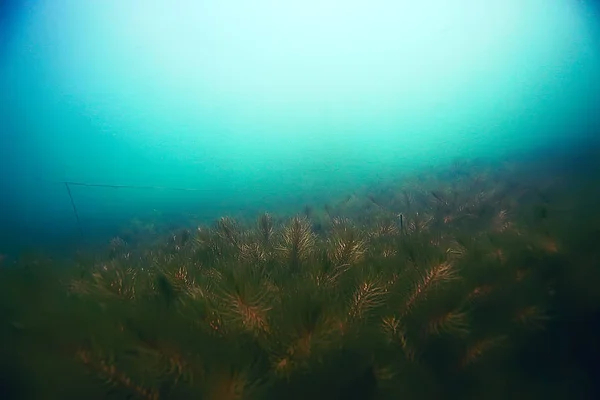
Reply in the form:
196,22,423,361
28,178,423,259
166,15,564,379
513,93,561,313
1,0,600,399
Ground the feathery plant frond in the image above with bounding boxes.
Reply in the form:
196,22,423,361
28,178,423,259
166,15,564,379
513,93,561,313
120,343,197,388
235,214,277,268
380,317,417,361
257,212,275,246
212,265,274,337
77,348,160,400
278,216,315,272
148,255,202,308
381,315,402,344
192,226,221,257
426,307,470,337
370,218,400,239
218,289,272,337
70,264,138,301
269,284,345,373
403,212,434,235
238,242,269,265
461,335,507,368
327,218,367,269
216,217,242,249
348,277,388,322
401,261,459,317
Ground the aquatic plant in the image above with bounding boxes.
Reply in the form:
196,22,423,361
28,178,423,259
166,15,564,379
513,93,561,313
1,157,597,399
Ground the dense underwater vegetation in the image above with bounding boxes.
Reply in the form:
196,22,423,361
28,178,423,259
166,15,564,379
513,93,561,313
2,0,600,399
2,145,600,399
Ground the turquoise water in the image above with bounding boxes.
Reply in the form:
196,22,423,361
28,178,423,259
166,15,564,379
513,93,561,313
2,2,600,398
1,0,599,251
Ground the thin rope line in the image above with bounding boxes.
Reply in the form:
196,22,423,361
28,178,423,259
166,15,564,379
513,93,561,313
45,179,206,237
55,181,205,191
65,183,83,235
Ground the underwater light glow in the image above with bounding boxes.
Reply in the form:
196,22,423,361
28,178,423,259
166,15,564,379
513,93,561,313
3,1,598,152
1,0,599,251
